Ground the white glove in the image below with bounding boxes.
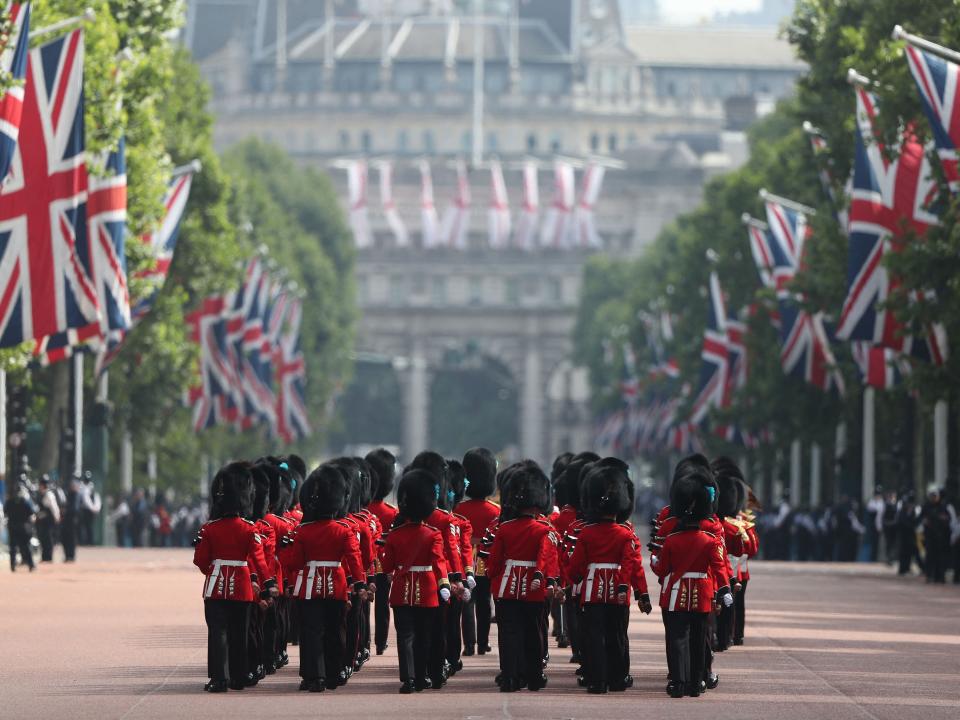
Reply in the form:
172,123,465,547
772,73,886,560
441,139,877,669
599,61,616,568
466,575,477,590
721,591,734,608
461,588,471,603
439,587,451,602
650,554,660,568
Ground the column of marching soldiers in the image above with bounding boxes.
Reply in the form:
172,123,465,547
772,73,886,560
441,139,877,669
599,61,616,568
193,448,759,697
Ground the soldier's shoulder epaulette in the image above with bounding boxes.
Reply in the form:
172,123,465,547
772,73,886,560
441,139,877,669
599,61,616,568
332,519,350,528
384,501,397,510
203,518,222,527
486,499,501,508
241,518,256,526
453,512,468,521
499,517,520,527
422,522,439,532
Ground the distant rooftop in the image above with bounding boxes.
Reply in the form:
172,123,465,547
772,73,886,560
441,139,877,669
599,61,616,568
625,25,804,69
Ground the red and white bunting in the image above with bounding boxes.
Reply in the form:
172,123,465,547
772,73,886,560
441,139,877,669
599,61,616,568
347,159,372,249
487,158,511,248
514,161,539,250
574,161,605,249
539,160,575,248
419,159,440,248
440,158,471,250
378,160,408,247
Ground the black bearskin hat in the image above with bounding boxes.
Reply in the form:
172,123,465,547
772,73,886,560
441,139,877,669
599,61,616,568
551,452,574,483
365,448,397,501
397,469,438,523
618,471,635,524
506,460,551,514
301,465,349,521
463,447,496,500
250,463,271,520
669,457,715,525
555,451,600,510
353,456,375,506
327,457,363,513
210,461,255,518
711,456,744,518
259,458,293,515
284,454,307,507
581,458,632,520
735,479,748,513
447,459,466,507
410,451,450,510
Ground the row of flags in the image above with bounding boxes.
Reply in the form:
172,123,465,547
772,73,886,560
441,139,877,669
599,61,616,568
596,24,960,457
0,10,198,378
185,257,310,444
345,157,606,251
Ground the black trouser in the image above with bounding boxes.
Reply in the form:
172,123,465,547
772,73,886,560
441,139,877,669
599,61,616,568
541,602,550,658
883,528,898,563
715,598,733,651
463,575,491,650
360,596,371,657
8,529,34,571
394,606,437,684
247,603,264,677
262,600,281,669
61,518,77,561
299,599,346,682
288,595,300,645
564,590,581,659
375,574,392,650
496,599,545,683
663,610,707,688
926,541,949,583
619,605,631,676
446,596,463,666
205,600,251,683
37,519,56,562
276,596,289,657
733,579,748,642
428,601,448,682
345,594,361,671
898,534,921,574
703,612,715,680
582,604,627,689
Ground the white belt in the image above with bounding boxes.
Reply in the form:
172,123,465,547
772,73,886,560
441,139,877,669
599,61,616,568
205,559,248,598
728,554,747,576
304,560,342,600
584,563,621,603
406,565,433,572
499,559,538,596
668,571,708,611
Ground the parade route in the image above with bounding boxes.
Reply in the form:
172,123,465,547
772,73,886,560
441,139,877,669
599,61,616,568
0,548,957,719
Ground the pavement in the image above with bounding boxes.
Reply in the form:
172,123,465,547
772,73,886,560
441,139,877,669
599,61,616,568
1,548,959,720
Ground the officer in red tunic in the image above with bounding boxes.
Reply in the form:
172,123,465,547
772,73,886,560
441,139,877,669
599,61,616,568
653,462,733,698
456,447,500,656
353,456,382,669
488,461,560,692
380,469,452,693
259,460,296,674
281,464,366,692
567,458,653,694
244,465,275,686
366,448,399,655
444,459,474,674
194,462,276,692
713,457,746,652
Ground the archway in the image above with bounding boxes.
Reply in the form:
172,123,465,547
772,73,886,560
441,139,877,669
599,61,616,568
330,356,403,450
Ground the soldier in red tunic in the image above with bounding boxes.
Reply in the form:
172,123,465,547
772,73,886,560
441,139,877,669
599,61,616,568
653,462,733,698
366,448,399,655
548,452,574,646
567,458,652,694
281,464,366,692
456,447,500,656
380,469,452,693
194,462,276,693
259,459,297,675
488,461,561,692
243,464,275,687
444,459,474,675
353,456,382,669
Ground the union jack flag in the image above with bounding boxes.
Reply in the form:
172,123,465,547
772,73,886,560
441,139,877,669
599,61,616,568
689,272,728,426
186,295,238,431
903,42,960,188
764,197,811,270
836,84,947,365
0,2,29,183
275,298,309,443
37,140,129,365
0,29,100,350
851,341,910,390
573,162,605,249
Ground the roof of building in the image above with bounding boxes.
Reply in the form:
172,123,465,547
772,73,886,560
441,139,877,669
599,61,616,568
625,25,805,69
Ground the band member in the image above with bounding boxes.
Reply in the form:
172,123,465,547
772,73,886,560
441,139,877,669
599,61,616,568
259,459,296,674
281,464,365,692
548,452,574,645
712,458,744,653
456,447,500,657
194,462,275,692
380,469,451,694
366,448,399,655
488,461,560,692
445,460,474,673
653,460,733,698
353,456,381,668
567,458,652,694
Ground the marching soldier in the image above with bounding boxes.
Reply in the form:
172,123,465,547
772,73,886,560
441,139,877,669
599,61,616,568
366,448,399,655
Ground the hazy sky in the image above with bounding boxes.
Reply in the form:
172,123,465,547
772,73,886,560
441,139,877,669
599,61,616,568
659,0,763,24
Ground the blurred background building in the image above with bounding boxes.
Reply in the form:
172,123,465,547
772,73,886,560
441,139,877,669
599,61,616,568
183,0,804,462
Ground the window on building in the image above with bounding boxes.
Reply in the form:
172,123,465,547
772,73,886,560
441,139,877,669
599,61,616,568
524,275,539,297
547,277,562,304
397,129,409,153
550,135,562,153
339,130,350,151
431,276,447,305
361,131,373,153
590,132,600,152
423,130,435,153
389,275,404,305
526,133,538,152
469,277,483,305
608,133,618,153
505,277,520,305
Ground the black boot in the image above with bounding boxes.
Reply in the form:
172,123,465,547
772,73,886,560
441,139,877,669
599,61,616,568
204,680,228,693
399,680,415,694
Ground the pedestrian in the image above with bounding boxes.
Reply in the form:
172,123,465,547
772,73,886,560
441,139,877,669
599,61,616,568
129,488,148,547
79,472,101,545
366,448,399,656
109,495,131,547
379,469,451,694
61,473,81,562
895,491,922,575
921,487,951,583
36,474,61,562
4,477,37,572
881,490,899,564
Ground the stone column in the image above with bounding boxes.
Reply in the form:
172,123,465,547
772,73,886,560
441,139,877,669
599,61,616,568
520,318,544,463
402,337,429,460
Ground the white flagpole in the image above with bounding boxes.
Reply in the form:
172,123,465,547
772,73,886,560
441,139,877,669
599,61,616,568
73,353,84,474
789,439,801,504
28,8,96,41
892,25,960,65
934,400,948,486
758,188,817,216
862,388,876,504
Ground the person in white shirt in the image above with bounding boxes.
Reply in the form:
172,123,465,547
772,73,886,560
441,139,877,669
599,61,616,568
36,475,61,562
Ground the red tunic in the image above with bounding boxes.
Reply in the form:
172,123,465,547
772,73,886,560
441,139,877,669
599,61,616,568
655,529,728,613
566,520,645,605
345,514,375,581
280,519,365,601
284,508,303,525
454,499,500,544
250,519,276,588
553,506,578,538
427,508,464,580
487,515,560,602
262,512,296,589
453,513,474,574
380,522,450,608
368,500,399,534
193,517,272,602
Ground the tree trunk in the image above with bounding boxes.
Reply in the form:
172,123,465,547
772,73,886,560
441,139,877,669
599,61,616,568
38,362,70,475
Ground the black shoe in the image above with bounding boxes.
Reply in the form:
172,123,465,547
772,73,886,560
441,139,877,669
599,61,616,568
495,673,503,686
733,638,744,646
376,644,387,655
451,659,463,673
527,674,547,691
577,676,587,687
264,663,277,675
478,644,491,655
569,653,582,664
705,673,719,690
414,678,432,692
587,684,607,694
361,648,371,663
244,672,259,687
308,679,326,693
575,666,584,677
499,677,521,693
557,636,569,648
277,652,289,668
204,680,228,693
228,681,245,691
399,681,415,694
463,645,475,657
687,682,701,698
609,675,632,692
299,679,311,691
429,676,445,689
667,681,684,698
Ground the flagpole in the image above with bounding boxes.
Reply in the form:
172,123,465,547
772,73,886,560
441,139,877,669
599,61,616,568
846,68,872,88
741,213,769,231
862,387,876,504
934,400,948,486
758,189,817,216
789,439,801,505
73,353,83,474
810,442,822,507
28,7,95,41
172,159,202,178
892,25,960,66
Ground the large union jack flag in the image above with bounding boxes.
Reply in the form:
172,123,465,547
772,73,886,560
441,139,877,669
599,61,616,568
689,272,728,426
903,42,960,188
851,341,910,390
836,84,947,365
0,29,99,350
0,2,29,183
186,295,238,431
275,298,309,443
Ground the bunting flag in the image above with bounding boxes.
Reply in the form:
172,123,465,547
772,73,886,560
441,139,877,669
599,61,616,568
836,84,947,365
440,159,471,250
764,197,811,269
0,29,100,350
378,160,408,247
347,159,372,249
36,140,129,366
902,40,960,188
514,161,539,250
851,341,910,390
540,160,575,248
419,159,440,248
573,162,605,249
0,2,30,183
689,272,728,426
275,298,310,443
487,158,511,248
